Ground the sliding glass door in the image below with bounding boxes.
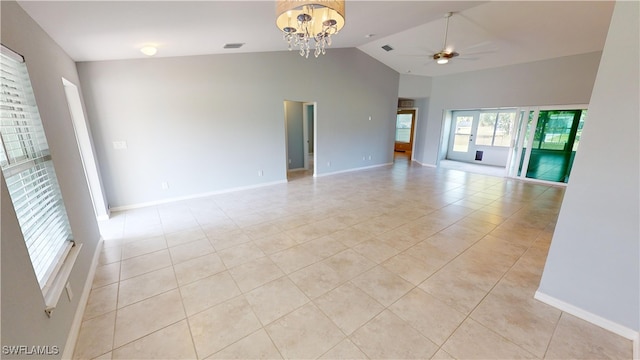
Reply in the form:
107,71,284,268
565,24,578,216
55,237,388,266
507,106,587,183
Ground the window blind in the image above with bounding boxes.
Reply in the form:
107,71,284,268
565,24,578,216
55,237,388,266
0,45,74,291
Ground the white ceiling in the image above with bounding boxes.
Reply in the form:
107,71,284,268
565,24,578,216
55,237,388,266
17,1,615,77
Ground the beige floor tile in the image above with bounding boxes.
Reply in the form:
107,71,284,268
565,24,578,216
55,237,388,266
228,256,285,292
242,222,283,240
545,313,632,359
207,229,251,251
98,246,121,265
351,265,413,307
168,238,215,264
381,252,438,285
431,349,455,359
189,296,262,359
119,249,172,280
375,231,423,252
418,266,490,314
390,288,467,345
91,351,112,359
323,249,376,280
252,232,298,255
165,227,207,248
208,329,282,359
299,234,348,259
121,235,167,260
269,244,323,274
84,283,118,320
245,276,309,325
266,302,345,359
350,310,438,359
352,239,400,264
218,241,265,268
73,311,116,360
173,252,226,286
319,339,368,359
442,318,536,359
330,227,373,247
117,266,177,308
289,261,345,299
470,286,561,357
284,223,330,243
180,271,241,316
113,289,185,348
111,320,196,359
92,262,120,289
314,282,384,335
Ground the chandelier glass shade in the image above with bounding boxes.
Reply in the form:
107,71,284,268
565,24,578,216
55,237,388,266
276,0,345,58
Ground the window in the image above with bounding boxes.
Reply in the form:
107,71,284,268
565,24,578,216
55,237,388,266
476,111,516,147
0,45,75,306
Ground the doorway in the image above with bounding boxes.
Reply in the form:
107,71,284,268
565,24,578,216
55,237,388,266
62,78,109,220
284,100,316,180
507,106,587,183
394,109,416,155
446,109,517,166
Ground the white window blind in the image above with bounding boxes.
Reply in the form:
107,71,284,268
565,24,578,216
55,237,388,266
0,45,74,293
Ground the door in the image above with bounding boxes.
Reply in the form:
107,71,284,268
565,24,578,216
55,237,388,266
507,106,587,183
446,110,478,162
395,109,416,153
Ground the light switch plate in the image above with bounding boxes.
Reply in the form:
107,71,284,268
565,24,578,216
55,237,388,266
113,141,127,150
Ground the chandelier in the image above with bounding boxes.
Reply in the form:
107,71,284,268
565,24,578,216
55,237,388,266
276,0,345,58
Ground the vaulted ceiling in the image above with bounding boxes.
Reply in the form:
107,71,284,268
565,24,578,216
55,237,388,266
17,1,614,76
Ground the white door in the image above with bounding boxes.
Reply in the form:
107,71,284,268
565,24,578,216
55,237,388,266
447,111,479,162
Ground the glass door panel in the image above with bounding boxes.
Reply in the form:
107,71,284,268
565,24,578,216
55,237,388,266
447,111,478,162
509,107,587,184
395,109,416,153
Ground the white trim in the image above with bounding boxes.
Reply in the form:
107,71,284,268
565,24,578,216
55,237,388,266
534,290,638,341
62,237,103,360
634,333,639,360
413,160,436,168
109,180,287,212
43,243,83,317
313,163,392,178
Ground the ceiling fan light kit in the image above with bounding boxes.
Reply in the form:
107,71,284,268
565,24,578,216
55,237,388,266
433,11,459,65
276,0,345,58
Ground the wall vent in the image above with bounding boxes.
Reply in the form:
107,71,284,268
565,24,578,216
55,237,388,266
223,43,245,49
381,45,394,52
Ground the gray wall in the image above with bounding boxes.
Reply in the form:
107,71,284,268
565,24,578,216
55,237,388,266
77,48,399,208
285,100,304,170
538,0,639,332
416,51,603,166
1,1,102,357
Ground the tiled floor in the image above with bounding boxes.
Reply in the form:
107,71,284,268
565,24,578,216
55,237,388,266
75,154,632,359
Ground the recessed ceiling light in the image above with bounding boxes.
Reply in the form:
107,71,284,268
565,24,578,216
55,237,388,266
365,34,376,38
140,46,157,56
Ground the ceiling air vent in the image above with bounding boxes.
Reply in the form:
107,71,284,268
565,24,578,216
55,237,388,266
223,43,245,49
381,45,394,52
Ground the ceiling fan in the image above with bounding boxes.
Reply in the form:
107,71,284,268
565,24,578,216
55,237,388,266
432,12,459,65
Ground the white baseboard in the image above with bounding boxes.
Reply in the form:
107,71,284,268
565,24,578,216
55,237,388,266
534,290,639,343
313,163,392,178
413,159,436,168
110,180,287,212
61,237,104,360
634,332,639,360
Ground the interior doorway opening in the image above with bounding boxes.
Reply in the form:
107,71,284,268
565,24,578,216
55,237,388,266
284,100,316,180
62,78,109,220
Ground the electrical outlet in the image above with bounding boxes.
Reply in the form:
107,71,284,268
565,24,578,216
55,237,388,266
327,161,331,167
161,182,169,190
363,156,366,161
368,155,372,160
258,170,263,176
